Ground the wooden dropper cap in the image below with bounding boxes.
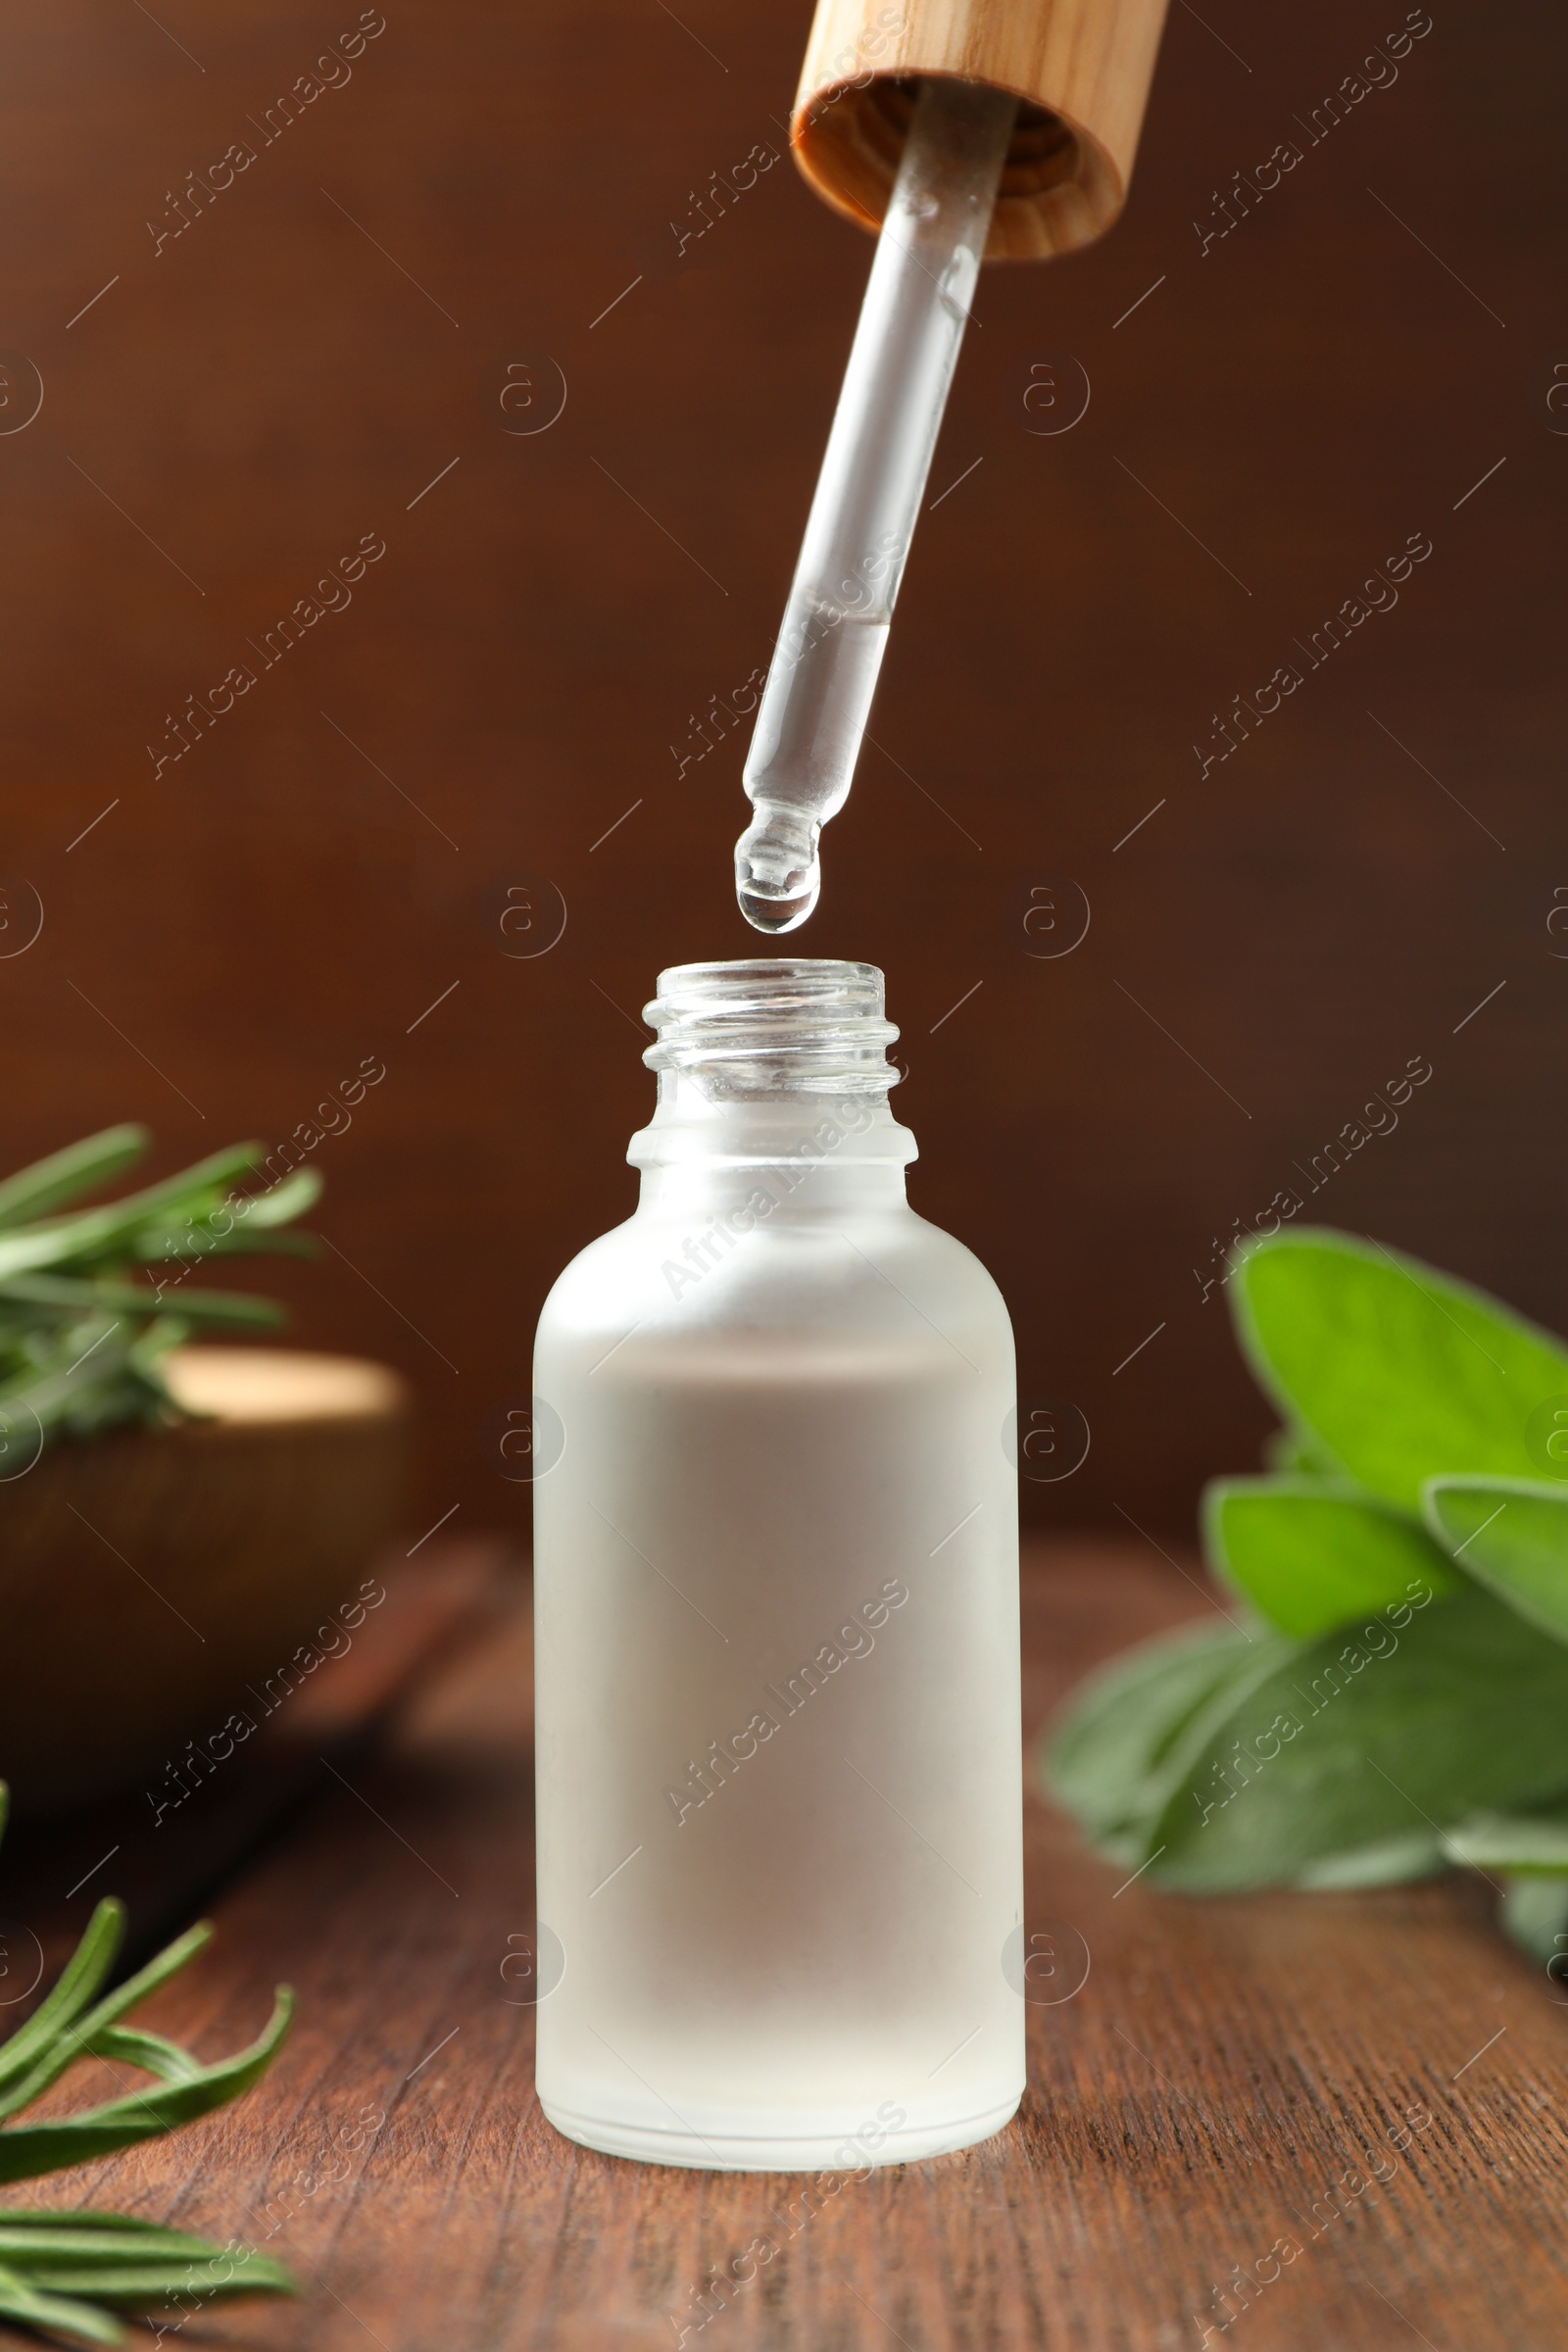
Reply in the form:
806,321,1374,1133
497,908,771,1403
793,0,1170,260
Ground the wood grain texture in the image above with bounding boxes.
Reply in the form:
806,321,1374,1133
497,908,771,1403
793,0,1171,257
2,1541,514,1983
14,1540,1568,2350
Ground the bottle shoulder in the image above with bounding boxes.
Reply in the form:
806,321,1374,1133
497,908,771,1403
536,1198,1013,1363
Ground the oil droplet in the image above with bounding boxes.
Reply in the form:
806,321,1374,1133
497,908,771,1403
735,807,820,933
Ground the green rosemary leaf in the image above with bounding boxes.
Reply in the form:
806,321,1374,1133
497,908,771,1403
192,1228,320,1259
0,1126,321,1458
0,2265,125,2348
228,1167,322,1228
124,1171,320,1265
0,1901,123,2099
0,1988,293,2184
0,1275,284,1328
13,2255,297,2305
122,1322,186,1389
71,1924,216,2043
0,1923,211,2124
0,2216,231,2256
0,1792,295,2341
0,2217,296,2301
0,1336,148,1443
0,1144,265,1282
84,2029,204,2085
0,1129,148,1233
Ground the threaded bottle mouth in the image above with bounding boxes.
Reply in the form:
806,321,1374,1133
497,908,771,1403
643,959,901,1096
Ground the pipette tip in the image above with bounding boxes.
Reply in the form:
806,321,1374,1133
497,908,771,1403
734,805,821,934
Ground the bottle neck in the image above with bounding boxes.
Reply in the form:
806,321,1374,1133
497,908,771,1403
630,956,913,1212
630,1074,914,1215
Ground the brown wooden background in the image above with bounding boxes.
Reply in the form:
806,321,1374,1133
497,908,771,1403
1,0,1563,1539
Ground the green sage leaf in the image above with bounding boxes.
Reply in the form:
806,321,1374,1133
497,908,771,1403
1231,1230,1568,1512
1204,1477,1458,1638
1293,1833,1447,1888
1047,1618,1293,1856
1261,1424,1350,1484
1442,1807,1568,1876
1498,1877,1568,1968
1145,1582,1568,1892
1423,1477,1568,1644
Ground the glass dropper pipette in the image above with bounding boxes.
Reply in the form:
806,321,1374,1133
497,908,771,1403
734,76,1016,932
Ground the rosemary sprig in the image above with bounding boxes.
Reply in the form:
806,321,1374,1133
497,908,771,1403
0,1125,319,1455
0,1789,296,2345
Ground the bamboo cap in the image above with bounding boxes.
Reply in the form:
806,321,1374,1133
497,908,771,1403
792,0,1170,260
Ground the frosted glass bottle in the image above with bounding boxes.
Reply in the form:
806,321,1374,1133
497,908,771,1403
532,959,1023,2170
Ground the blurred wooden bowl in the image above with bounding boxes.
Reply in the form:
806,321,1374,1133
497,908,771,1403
0,1347,411,1813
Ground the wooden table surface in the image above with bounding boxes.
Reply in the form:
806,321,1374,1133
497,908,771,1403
10,1540,1568,2351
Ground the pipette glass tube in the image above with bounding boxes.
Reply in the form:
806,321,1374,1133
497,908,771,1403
734,76,1016,932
